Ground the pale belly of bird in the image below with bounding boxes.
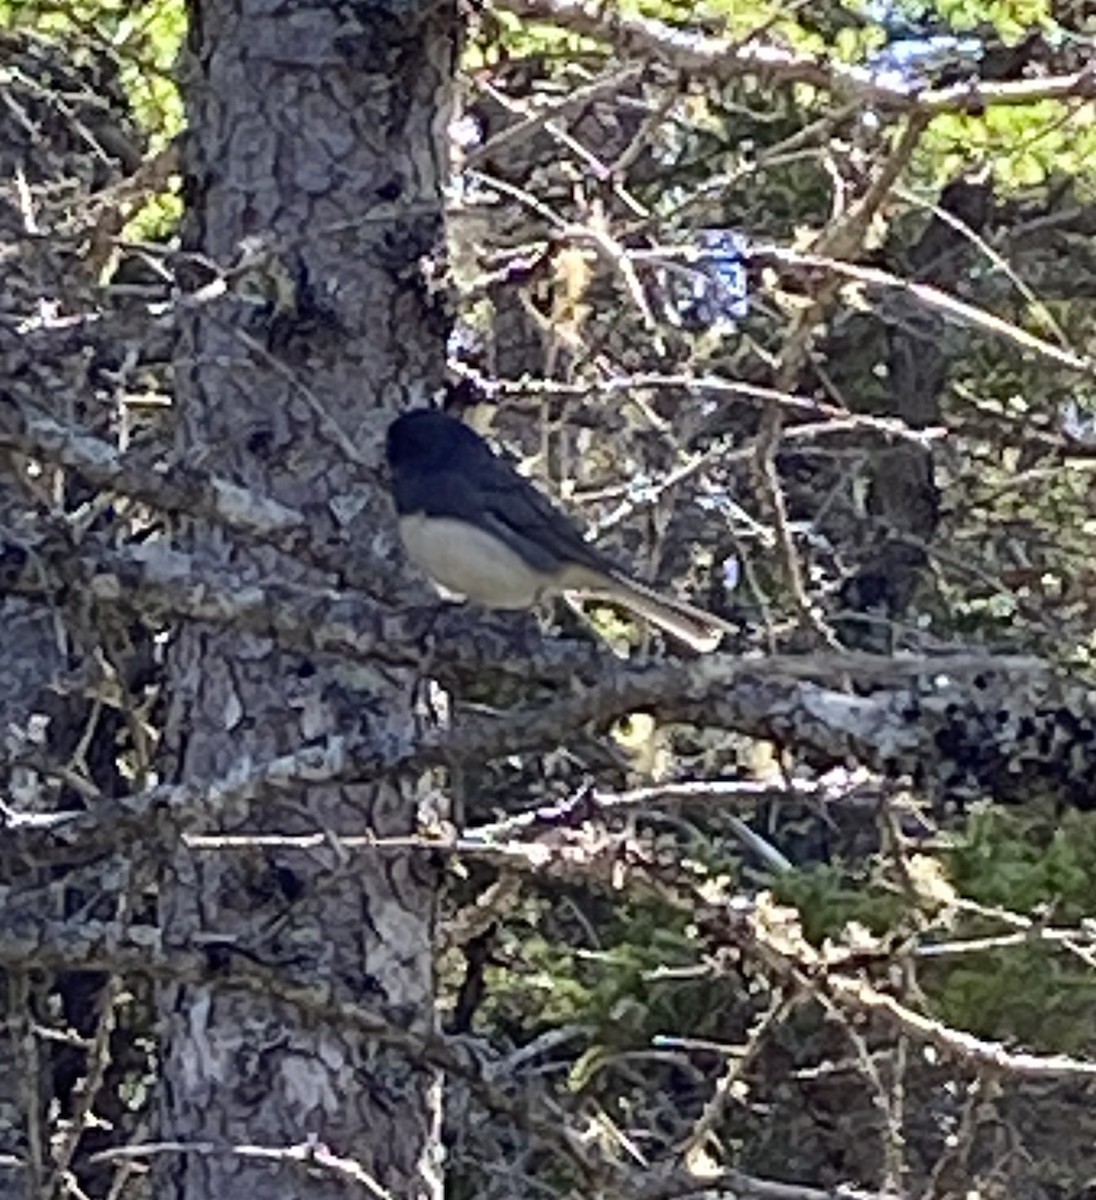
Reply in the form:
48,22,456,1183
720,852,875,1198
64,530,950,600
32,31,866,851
398,513,549,608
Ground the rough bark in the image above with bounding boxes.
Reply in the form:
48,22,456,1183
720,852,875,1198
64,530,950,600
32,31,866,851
156,2,456,1196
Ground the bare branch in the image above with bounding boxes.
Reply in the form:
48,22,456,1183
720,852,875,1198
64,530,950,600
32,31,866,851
0,394,396,601
10,650,1073,860
495,0,1096,116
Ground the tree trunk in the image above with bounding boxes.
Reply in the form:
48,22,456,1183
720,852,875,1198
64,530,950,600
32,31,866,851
157,3,456,1195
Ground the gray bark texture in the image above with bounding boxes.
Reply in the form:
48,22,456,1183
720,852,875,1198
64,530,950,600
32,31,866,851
155,2,456,1196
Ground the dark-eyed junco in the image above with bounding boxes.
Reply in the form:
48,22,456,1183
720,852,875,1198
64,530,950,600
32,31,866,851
386,407,730,652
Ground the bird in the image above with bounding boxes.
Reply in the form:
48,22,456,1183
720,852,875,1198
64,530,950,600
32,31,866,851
385,407,730,652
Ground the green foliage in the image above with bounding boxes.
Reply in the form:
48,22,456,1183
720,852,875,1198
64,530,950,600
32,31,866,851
469,10,601,69
124,187,183,242
1,0,185,145
925,102,1096,192
945,805,1096,917
773,862,909,945
924,807,1096,1050
922,0,1054,42
928,944,1096,1052
479,808,1096,1090
764,809,1096,1053
481,892,731,1057
1,1,185,238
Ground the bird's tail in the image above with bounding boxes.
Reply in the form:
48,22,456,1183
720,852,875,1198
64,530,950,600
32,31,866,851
569,569,732,653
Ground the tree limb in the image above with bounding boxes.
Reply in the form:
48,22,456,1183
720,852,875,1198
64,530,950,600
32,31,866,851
495,0,1096,117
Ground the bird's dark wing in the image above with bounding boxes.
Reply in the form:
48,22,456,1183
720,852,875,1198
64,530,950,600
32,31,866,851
397,451,609,576
472,453,615,576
